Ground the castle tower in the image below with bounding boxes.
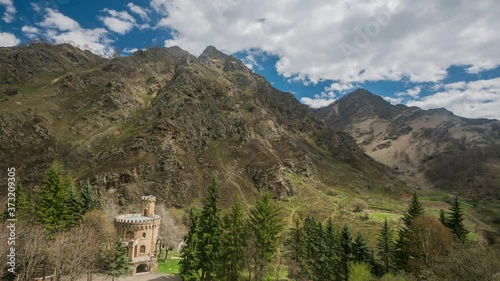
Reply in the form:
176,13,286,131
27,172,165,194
141,195,156,217
114,195,161,275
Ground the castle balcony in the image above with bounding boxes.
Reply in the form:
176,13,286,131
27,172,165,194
131,255,156,263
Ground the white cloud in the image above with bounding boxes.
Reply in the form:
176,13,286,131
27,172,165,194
395,86,421,98
123,47,139,53
301,90,337,108
99,9,137,34
127,3,150,21
150,0,500,84
407,78,500,120
383,96,404,104
22,25,40,38
37,8,114,57
0,31,20,46
0,0,15,23
325,82,355,94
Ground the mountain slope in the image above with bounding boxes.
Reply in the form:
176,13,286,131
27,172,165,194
315,89,500,200
0,44,404,208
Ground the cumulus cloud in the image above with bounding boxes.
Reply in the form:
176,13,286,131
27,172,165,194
37,8,113,57
0,0,15,23
123,47,139,53
22,25,41,38
300,91,336,108
150,0,500,85
407,78,500,120
383,96,404,105
395,86,421,99
99,9,137,34
127,3,150,21
0,31,20,46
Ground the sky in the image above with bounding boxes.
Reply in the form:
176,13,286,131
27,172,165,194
0,0,499,119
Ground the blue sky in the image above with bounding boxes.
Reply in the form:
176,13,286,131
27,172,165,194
1,0,499,119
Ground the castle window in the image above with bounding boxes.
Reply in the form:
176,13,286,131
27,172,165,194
126,231,134,240
142,232,146,239
140,245,146,253
144,209,148,216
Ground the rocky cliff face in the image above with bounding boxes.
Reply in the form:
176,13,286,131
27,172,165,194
315,89,500,199
0,44,402,207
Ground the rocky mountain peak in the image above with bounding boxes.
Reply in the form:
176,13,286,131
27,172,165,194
198,45,230,61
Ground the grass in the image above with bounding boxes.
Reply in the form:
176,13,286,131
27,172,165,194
157,251,181,275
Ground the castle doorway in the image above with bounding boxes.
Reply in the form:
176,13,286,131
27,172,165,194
136,264,149,273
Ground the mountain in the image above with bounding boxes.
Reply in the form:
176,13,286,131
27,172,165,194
315,89,500,200
0,44,404,209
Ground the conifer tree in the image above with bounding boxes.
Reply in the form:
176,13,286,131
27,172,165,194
324,219,340,281
80,180,101,213
302,215,318,280
446,197,468,242
219,197,247,281
198,175,222,281
285,218,308,281
248,192,283,281
180,208,201,281
339,224,353,281
439,209,449,227
376,218,393,274
352,233,371,264
394,192,425,270
37,163,73,233
100,238,129,281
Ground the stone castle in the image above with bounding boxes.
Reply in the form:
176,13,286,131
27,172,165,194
114,195,161,275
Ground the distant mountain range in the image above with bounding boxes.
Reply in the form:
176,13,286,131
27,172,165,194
315,89,500,200
0,43,402,207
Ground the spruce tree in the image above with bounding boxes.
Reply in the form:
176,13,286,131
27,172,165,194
439,209,449,227
447,197,468,242
302,215,318,280
37,163,72,233
219,197,247,281
376,218,393,274
324,219,340,281
352,233,371,264
339,224,352,281
394,192,424,270
100,238,130,281
80,180,101,213
285,218,308,281
198,176,222,281
180,208,201,281
248,192,283,281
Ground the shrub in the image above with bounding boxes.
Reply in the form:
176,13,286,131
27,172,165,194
351,198,368,212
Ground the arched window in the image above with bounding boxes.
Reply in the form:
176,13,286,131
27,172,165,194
142,232,146,239
140,245,146,253
144,209,148,216
126,231,134,240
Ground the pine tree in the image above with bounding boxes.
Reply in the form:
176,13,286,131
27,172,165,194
352,233,371,264
100,238,130,281
248,192,283,281
446,197,468,242
339,224,353,281
64,182,84,229
198,175,222,281
302,215,318,280
219,197,247,281
285,218,308,281
376,218,393,274
394,192,425,270
180,208,201,281
324,219,340,281
80,180,101,213
439,209,449,227
37,163,73,233
401,192,425,230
